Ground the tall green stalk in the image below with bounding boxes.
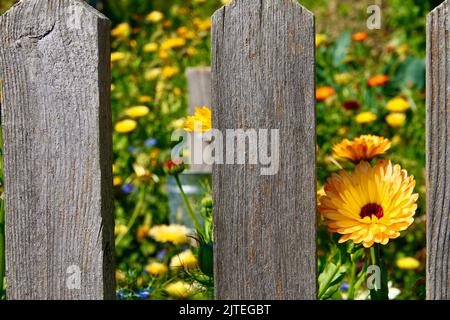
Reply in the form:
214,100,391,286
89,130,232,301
369,244,389,300
174,174,202,233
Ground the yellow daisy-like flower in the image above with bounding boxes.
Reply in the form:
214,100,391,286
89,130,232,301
396,257,420,270
165,281,193,299
386,113,406,128
386,97,410,112
319,160,418,248
138,95,152,103
145,262,168,276
146,11,164,23
111,22,130,38
170,250,198,270
315,34,328,47
149,224,191,245
113,176,122,186
143,42,158,53
124,106,150,118
161,66,180,79
332,134,391,162
161,38,186,50
355,111,377,124
115,119,137,133
111,52,126,63
184,106,212,132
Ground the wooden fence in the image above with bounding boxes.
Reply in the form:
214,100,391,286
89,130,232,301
0,0,447,300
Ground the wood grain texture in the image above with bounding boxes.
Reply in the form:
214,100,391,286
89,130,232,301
0,0,115,299
212,0,316,299
426,0,450,300
186,67,212,173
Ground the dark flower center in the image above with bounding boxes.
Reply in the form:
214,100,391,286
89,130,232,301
360,203,384,219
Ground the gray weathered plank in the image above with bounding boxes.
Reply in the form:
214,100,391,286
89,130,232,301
212,0,316,299
426,0,450,300
0,0,115,299
186,67,212,173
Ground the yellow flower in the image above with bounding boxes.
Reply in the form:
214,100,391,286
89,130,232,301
145,68,162,81
159,50,169,60
184,107,212,132
196,19,212,32
334,73,353,85
315,34,328,47
222,0,232,4
114,224,128,236
124,106,149,118
111,52,126,62
116,270,126,282
173,87,182,96
355,111,377,124
161,66,180,79
146,11,164,23
319,160,418,248
138,95,152,103
170,250,198,270
171,118,186,130
396,257,420,270
113,176,122,186
115,119,137,133
187,47,197,57
332,135,391,162
145,262,168,276
386,113,406,128
386,97,410,112
161,38,186,50
111,22,130,38
165,281,193,299
143,42,158,53
149,224,191,244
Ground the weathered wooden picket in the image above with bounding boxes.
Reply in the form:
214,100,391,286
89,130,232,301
0,0,447,300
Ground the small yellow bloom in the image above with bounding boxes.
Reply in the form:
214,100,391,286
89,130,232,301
197,19,212,32
386,113,406,128
114,224,128,236
171,118,186,130
146,11,164,23
187,47,197,57
111,52,126,62
396,257,420,270
333,134,391,162
115,270,126,282
143,42,158,53
125,106,150,118
161,66,180,79
113,176,122,186
138,95,152,103
149,224,191,244
115,119,137,133
355,111,377,124
315,34,328,47
159,49,169,60
184,107,212,132
334,73,353,85
173,87,182,96
161,38,186,50
170,250,198,270
165,281,192,299
111,22,130,38
145,262,168,276
386,97,410,112
145,68,162,81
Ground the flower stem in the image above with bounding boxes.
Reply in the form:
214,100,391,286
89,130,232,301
347,255,357,300
174,174,202,233
369,244,389,300
0,197,5,299
115,186,146,246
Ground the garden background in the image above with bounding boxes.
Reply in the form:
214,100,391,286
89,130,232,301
0,0,444,300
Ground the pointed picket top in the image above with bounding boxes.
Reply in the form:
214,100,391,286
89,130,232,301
428,0,449,15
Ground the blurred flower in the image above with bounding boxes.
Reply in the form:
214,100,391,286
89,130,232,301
184,106,212,132
137,225,150,241
159,49,169,60
315,34,328,47
133,163,150,179
145,262,168,276
156,249,168,261
111,52,126,63
161,38,186,50
121,183,135,194
196,19,212,32
135,289,152,300
386,113,406,128
115,270,126,282
145,68,162,81
355,111,377,124
143,42,158,53
352,32,368,42
117,289,130,300
316,86,335,101
129,40,137,49
115,119,137,133
138,95,152,103
187,47,197,57
164,159,186,175
340,283,349,291
161,66,180,79
125,106,150,118
111,22,130,38
170,250,198,270
149,224,191,244
396,257,420,270
145,138,158,147
334,73,352,85
333,135,391,162
319,160,418,248
165,281,192,299
173,87,182,96
392,135,401,145
368,75,389,87
343,100,361,111
146,11,164,23
171,118,186,130
113,176,122,186
386,97,410,112
114,224,128,236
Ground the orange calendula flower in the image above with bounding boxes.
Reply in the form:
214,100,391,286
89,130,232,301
184,106,212,132
368,75,389,87
352,32,368,42
316,86,336,101
319,160,418,248
333,134,391,162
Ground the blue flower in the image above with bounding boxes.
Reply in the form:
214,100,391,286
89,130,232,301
128,145,138,153
340,282,349,292
145,138,158,147
135,289,152,299
156,249,167,261
117,289,130,300
121,183,135,194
